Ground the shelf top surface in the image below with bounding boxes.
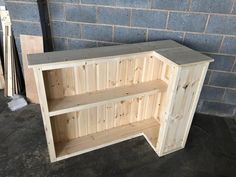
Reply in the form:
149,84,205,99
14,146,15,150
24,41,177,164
49,79,167,116
28,40,213,68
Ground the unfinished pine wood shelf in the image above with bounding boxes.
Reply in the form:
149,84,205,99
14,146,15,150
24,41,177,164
28,40,213,162
48,79,167,116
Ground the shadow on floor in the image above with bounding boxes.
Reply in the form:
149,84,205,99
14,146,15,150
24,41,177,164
0,91,236,177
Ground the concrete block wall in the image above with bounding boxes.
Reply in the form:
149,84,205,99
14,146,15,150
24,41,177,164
3,0,236,118
4,0,43,63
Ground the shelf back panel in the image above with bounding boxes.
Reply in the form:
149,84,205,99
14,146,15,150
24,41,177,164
51,93,161,143
43,54,164,100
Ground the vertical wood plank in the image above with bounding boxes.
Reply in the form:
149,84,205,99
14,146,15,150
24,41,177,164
1,10,14,97
97,105,106,131
164,67,190,150
51,113,78,142
107,60,118,88
133,57,144,84
75,65,86,94
119,100,131,125
6,32,13,96
118,59,127,87
153,93,162,121
145,95,155,120
97,62,107,90
137,96,144,121
33,68,56,161
130,98,139,123
65,113,78,140
106,103,114,129
114,102,121,127
88,107,97,134
78,109,88,137
152,59,163,80
86,64,96,92
126,58,135,85
61,68,76,96
44,70,64,99
156,65,181,155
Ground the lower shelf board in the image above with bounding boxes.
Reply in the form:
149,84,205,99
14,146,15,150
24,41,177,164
55,118,160,160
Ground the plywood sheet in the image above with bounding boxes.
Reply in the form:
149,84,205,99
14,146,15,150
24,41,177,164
20,35,43,103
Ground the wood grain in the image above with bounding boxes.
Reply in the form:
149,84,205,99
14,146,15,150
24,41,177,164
20,35,43,103
48,79,167,116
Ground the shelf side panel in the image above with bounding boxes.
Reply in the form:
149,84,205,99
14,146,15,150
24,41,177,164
33,68,57,162
161,62,209,155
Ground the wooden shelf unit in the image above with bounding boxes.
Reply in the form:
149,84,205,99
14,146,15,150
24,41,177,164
28,40,213,162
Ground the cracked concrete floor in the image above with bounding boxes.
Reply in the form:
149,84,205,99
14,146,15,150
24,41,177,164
0,90,236,177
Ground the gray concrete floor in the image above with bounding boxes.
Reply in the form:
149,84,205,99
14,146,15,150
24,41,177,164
0,90,236,177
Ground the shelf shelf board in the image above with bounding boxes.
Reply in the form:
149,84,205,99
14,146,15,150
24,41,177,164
55,118,160,160
48,79,167,117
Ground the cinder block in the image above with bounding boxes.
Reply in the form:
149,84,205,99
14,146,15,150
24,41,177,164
191,0,233,13
65,5,96,23
14,37,21,53
12,21,42,37
81,0,115,5
97,7,130,26
220,37,236,55
52,37,68,51
97,42,119,47
114,27,146,43
148,30,184,43
183,33,222,52
67,39,97,50
0,0,4,6
6,2,40,22
151,0,190,11
233,63,236,72
224,89,236,105
207,54,235,71
49,3,64,21
206,15,236,35
199,101,235,117
4,0,37,1
50,0,79,3
117,0,149,8
168,12,208,32
131,9,167,29
81,24,112,42
200,86,224,101
196,99,203,113
209,71,236,88
51,21,81,38
232,4,236,14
